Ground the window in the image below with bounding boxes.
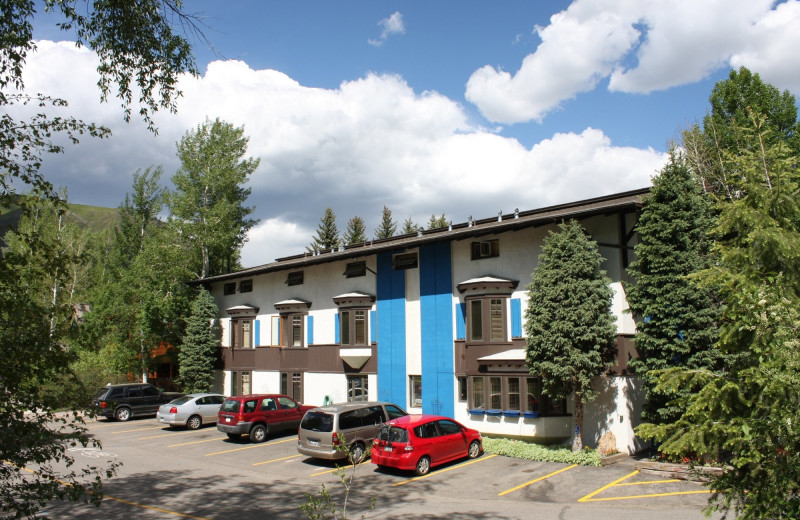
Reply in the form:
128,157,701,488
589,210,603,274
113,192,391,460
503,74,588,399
437,420,461,435
239,279,253,293
278,396,298,409
469,375,566,416
281,372,303,402
231,318,254,348
409,375,422,407
343,261,366,278
286,271,304,286
142,386,160,398
281,314,304,347
471,239,499,260
457,376,467,401
393,252,418,270
467,298,507,343
223,282,236,295
235,371,251,395
340,309,368,345
347,375,368,402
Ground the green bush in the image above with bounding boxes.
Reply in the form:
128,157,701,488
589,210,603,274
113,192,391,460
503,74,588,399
483,437,602,466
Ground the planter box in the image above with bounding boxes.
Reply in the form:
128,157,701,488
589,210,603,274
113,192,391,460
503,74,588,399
635,460,725,482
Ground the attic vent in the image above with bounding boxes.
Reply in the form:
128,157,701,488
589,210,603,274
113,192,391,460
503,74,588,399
343,261,367,278
286,271,304,286
393,252,418,270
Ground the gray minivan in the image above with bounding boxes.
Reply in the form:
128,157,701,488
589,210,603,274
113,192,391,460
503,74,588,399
297,401,406,462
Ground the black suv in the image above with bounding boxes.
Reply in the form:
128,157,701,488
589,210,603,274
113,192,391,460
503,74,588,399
92,383,181,421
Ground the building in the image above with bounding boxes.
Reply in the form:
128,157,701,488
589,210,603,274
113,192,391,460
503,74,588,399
197,188,648,454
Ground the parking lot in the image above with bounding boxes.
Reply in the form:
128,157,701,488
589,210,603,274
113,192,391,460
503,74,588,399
42,417,720,519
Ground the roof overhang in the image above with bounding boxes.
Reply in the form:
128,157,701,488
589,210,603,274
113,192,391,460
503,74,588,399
274,298,312,312
333,292,376,308
226,304,259,317
457,276,519,295
340,347,372,369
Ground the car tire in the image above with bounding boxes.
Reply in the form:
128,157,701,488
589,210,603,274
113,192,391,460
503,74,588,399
350,442,365,464
115,407,131,422
250,424,268,443
415,456,431,476
468,440,481,459
226,433,240,440
186,415,202,430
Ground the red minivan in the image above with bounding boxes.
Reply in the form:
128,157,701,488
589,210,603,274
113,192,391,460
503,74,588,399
217,394,314,443
371,414,482,475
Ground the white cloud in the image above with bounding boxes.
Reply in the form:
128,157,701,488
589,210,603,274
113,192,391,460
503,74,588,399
466,0,800,124
16,41,664,265
369,11,405,47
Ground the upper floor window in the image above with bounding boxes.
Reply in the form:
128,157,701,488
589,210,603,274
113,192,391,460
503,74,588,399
471,239,499,260
340,309,368,345
393,252,418,270
286,271,304,286
223,282,236,295
231,318,254,348
239,279,253,293
467,297,506,343
282,314,304,347
343,261,366,278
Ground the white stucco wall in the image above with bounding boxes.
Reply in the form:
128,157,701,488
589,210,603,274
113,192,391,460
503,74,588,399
405,264,422,413
583,375,647,454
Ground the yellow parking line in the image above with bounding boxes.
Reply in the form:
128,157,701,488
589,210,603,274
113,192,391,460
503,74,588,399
253,454,302,466
498,464,578,496
140,430,198,440
616,478,680,486
169,437,228,448
392,454,497,487
205,437,296,456
310,463,356,476
112,426,165,434
578,469,713,502
102,494,213,519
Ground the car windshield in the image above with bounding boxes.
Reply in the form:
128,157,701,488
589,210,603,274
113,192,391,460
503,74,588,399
301,411,333,432
220,399,241,413
169,395,193,406
377,425,408,443
93,388,109,399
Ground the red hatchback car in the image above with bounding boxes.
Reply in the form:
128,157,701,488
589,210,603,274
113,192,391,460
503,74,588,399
371,415,482,475
217,394,314,443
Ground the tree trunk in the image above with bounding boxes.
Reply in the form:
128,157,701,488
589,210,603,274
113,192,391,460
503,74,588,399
572,398,584,452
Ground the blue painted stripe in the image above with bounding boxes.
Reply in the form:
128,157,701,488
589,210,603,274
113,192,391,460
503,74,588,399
254,319,260,346
511,298,522,338
419,242,454,417
334,313,340,344
455,302,466,339
307,315,314,345
370,310,376,343
377,251,406,406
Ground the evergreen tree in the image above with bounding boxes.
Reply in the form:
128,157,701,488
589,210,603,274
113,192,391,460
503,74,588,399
308,208,341,252
343,216,367,245
168,118,260,278
638,114,800,520
625,151,721,425
427,213,448,229
114,166,165,267
525,219,616,451
374,205,397,239
401,217,420,235
178,288,220,394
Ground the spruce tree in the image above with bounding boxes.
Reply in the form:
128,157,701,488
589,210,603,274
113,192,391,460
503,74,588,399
626,151,721,425
427,213,448,229
308,208,340,252
525,219,616,451
374,206,397,239
178,288,221,393
343,216,367,245
401,217,419,235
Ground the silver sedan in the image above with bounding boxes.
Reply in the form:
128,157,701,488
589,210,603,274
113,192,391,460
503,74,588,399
156,393,225,429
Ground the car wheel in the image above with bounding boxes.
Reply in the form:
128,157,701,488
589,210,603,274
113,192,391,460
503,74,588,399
250,424,268,443
186,415,202,430
226,433,240,440
115,407,131,422
350,442,365,464
468,440,481,459
415,456,431,476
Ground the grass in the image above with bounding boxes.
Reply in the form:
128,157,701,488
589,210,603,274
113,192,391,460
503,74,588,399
483,437,602,466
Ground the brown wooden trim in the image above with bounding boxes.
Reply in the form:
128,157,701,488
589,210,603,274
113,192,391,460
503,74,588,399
220,344,378,374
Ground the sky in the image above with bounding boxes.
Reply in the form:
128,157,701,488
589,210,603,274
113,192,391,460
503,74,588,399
19,0,800,266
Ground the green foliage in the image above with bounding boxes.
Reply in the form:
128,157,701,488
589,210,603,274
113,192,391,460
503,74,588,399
638,115,800,520
168,117,260,278
0,194,119,517
625,151,722,424
178,288,221,393
0,0,197,198
400,217,419,235
343,216,367,245
483,438,601,466
308,208,341,253
373,205,396,239
114,166,165,266
427,213,448,229
525,219,616,450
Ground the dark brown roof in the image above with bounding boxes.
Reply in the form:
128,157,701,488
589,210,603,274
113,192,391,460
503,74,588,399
191,187,649,285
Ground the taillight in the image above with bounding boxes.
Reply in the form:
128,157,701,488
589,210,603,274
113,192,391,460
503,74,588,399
100,402,107,409
169,407,178,414
404,442,414,452
237,414,244,421
332,432,340,446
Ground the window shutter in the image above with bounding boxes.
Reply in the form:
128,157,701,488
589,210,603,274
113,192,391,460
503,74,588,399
511,298,522,338
370,310,376,343
306,315,314,345
254,320,260,346
456,302,466,339
335,313,340,344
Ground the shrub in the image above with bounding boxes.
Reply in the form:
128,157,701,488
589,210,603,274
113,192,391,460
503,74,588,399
483,437,602,466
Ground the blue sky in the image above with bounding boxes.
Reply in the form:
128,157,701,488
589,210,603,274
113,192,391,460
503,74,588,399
24,1,800,265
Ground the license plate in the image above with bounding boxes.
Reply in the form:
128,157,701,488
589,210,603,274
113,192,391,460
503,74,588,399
308,440,319,447
383,446,392,452
225,417,231,422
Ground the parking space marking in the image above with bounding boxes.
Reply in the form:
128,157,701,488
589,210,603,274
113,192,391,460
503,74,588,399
498,464,578,496
253,454,302,466
578,470,713,503
310,461,359,476
139,430,199,440
391,453,498,487
169,437,227,448
111,426,165,434
205,437,296,456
